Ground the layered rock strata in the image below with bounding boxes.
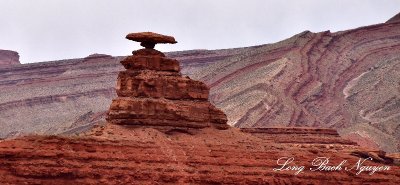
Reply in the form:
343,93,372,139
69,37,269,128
0,31,399,184
0,125,399,184
106,32,228,130
0,14,400,152
241,127,358,145
0,50,20,67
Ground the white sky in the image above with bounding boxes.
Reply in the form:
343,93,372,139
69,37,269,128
0,0,399,63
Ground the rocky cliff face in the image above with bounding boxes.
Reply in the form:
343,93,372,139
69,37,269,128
0,18,399,153
0,50,20,67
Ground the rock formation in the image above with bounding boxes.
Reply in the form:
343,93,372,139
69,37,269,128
0,124,399,184
0,32,399,184
0,13,400,153
106,32,228,131
0,49,20,67
126,32,177,49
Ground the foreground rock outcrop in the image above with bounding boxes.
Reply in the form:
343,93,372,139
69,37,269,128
0,14,399,153
0,124,399,184
195,17,400,153
107,32,228,130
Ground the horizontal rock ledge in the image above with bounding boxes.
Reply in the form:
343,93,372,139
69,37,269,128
121,55,180,72
117,72,209,100
107,97,227,125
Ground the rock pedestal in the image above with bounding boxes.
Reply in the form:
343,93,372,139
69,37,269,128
106,32,228,130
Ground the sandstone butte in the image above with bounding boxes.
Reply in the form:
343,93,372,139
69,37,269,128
0,32,399,184
0,50,20,67
0,14,399,154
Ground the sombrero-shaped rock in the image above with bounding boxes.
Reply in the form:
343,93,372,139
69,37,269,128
126,32,177,44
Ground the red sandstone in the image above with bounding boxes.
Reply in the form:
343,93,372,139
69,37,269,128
0,14,399,157
0,50,20,67
0,29,399,184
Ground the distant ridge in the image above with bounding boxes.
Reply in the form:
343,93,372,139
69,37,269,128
0,49,20,67
386,12,400,23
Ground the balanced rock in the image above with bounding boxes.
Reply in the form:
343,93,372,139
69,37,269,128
107,32,228,131
126,32,177,49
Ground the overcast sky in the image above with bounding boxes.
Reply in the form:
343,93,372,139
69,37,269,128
0,0,399,63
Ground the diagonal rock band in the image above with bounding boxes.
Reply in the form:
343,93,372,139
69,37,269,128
106,32,229,131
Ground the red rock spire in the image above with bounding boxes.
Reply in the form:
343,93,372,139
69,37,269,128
106,32,229,131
